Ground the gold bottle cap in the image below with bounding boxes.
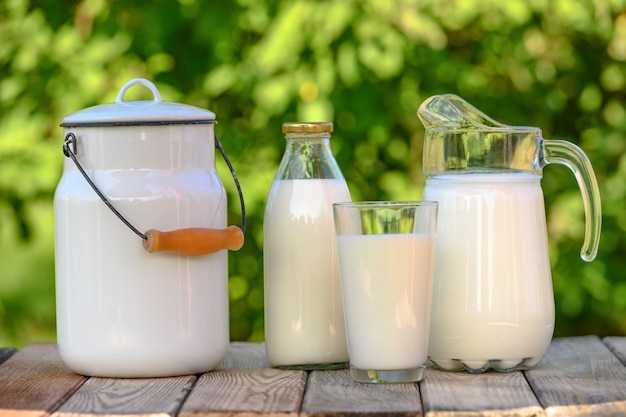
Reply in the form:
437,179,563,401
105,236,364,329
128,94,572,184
282,122,333,134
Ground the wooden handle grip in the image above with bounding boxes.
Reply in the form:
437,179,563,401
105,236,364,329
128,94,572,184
143,226,244,256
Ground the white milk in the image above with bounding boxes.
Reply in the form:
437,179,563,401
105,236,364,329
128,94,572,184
55,168,229,377
264,179,351,367
423,173,555,371
337,233,435,370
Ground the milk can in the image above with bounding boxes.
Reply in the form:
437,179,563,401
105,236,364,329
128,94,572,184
54,78,245,377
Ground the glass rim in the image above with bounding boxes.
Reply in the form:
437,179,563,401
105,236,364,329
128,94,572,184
333,200,438,209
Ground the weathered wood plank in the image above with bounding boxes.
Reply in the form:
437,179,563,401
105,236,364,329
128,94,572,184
51,375,196,417
215,341,268,369
0,347,17,365
179,342,307,417
0,343,86,417
421,368,544,417
602,337,626,366
301,368,422,417
525,336,626,417
4,339,626,417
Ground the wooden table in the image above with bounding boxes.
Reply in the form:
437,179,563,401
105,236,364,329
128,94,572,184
1,336,626,417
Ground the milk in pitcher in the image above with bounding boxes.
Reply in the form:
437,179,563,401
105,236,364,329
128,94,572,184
423,173,555,371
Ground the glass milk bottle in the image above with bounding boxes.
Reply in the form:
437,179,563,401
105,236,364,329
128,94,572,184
264,122,351,369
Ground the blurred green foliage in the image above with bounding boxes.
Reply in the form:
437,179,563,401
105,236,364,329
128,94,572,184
1,0,626,348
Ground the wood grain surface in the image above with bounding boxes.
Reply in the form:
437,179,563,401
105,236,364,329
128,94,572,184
0,343,86,417
302,368,422,417
179,342,307,417
524,336,626,417
422,369,543,417
52,375,196,417
3,338,626,417
603,336,626,366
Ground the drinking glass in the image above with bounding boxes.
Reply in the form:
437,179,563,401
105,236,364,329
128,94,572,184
333,201,438,383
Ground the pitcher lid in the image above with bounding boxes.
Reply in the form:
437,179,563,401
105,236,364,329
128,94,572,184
61,78,216,127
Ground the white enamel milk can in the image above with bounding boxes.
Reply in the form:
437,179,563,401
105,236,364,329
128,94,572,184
54,78,245,377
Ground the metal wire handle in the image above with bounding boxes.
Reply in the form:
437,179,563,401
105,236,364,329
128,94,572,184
62,132,246,241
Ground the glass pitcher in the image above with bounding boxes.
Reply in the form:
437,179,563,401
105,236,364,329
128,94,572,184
418,94,601,372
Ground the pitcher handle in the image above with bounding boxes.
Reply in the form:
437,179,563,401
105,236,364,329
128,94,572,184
542,140,602,261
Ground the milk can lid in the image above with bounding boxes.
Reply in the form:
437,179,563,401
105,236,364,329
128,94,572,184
61,78,216,127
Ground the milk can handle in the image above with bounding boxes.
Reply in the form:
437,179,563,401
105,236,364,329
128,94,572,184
215,133,246,234
115,78,162,104
62,132,246,255
542,140,601,262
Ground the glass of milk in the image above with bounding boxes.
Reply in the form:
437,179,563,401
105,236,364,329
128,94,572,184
333,201,438,383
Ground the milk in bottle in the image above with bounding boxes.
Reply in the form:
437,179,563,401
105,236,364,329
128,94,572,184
264,122,351,369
